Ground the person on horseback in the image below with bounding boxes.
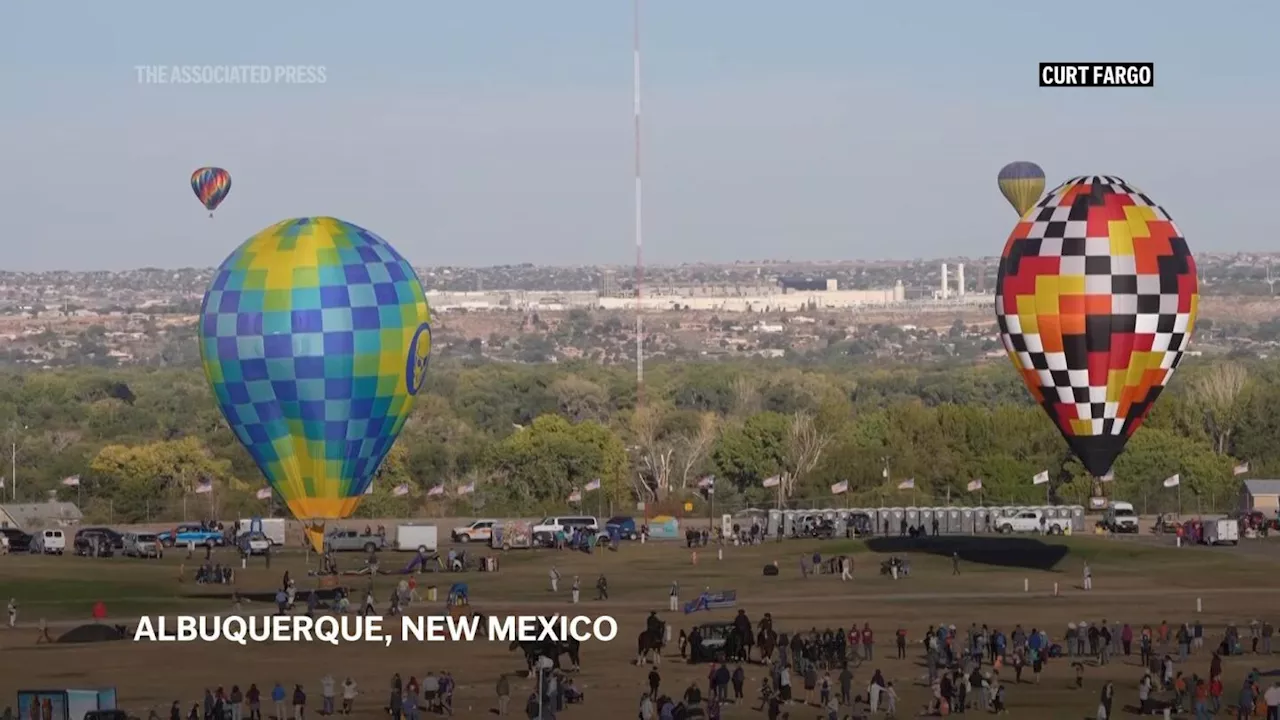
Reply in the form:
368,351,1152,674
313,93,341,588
758,613,773,635
647,611,663,638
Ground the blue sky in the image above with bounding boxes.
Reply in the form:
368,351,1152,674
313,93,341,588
1,1,1276,270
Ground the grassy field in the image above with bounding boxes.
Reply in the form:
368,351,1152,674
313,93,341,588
2,534,1279,718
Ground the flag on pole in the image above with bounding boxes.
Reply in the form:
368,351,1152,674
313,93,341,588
1233,462,1249,476
1032,470,1050,486
762,476,781,488
364,483,374,495
392,484,410,497
584,479,602,491
61,475,81,487
427,484,444,497
457,482,476,496
697,476,715,489
568,490,582,503
966,479,983,492
897,478,915,490
830,480,848,495
194,478,213,494
1163,474,1181,488
1099,471,1114,483
255,487,272,500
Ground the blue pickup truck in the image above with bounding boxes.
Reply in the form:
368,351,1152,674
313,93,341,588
156,523,225,548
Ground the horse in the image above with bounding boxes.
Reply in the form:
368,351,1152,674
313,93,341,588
756,628,778,664
636,621,666,666
509,639,564,673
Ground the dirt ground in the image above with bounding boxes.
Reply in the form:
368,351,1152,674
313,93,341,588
3,535,1280,719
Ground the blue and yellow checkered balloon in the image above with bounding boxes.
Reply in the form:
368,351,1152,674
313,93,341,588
199,217,431,550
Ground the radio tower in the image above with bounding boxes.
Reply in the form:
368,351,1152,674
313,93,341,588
633,0,645,407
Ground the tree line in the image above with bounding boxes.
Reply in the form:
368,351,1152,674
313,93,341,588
0,356,1274,523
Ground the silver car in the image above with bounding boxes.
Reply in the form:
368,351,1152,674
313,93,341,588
123,531,163,558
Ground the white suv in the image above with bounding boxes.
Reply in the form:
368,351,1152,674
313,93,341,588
532,516,599,543
451,519,496,544
997,510,1063,535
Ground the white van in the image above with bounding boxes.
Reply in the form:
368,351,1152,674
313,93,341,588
32,529,66,555
532,516,599,543
1104,501,1140,533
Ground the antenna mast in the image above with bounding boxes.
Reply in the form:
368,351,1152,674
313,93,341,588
633,0,645,406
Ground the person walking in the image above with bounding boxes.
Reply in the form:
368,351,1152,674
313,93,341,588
1083,562,1093,591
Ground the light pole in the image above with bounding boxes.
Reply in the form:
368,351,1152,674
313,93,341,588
9,422,26,502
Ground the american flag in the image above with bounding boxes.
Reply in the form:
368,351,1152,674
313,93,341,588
194,478,213,494
568,490,582,503
427,484,444,497
584,479,601,491
762,476,781,488
897,478,914,490
966,479,983,492
697,476,715,489
1233,463,1250,476
61,475,81,487
256,488,272,500
830,480,848,495
457,483,475,496
392,484,410,497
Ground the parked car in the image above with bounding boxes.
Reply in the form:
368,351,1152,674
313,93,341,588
74,530,116,557
156,523,225,548
532,516,599,545
76,526,125,549
31,529,67,555
238,531,272,556
323,528,387,553
997,510,1064,535
122,532,163,558
1,527,33,553
605,516,639,541
450,520,497,544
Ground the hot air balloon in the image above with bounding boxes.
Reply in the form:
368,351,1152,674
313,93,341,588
198,217,432,551
191,167,231,217
995,176,1198,478
998,162,1045,217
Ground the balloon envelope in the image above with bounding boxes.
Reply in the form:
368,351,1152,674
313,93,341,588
994,176,1198,477
998,161,1045,217
198,217,432,550
191,167,232,213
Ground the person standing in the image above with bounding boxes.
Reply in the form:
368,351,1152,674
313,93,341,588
341,678,358,715
952,552,960,576
6,598,16,628
1083,562,1093,591
496,674,510,716
292,684,306,720
1262,680,1280,720
271,683,286,720
549,567,559,593
571,576,580,604
669,582,679,612
320,675,335,716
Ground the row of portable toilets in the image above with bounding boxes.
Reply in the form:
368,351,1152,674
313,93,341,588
753,506,1088,537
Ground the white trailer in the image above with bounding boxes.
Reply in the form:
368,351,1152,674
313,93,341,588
1203,518,1239,546
238,518,287,546
395,524,438,554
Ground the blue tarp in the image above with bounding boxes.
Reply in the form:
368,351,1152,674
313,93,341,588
683,590,737,613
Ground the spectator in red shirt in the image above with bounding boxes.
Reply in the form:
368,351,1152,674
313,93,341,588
861,624,875,661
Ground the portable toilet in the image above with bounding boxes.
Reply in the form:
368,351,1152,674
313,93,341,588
947,507,963,534
973,506,990,533
767,509,783,537
958,507,975,533
1069,505,1086,532
918,507,935,532
891,507,906,533
781,510,797,537
875,507,893,534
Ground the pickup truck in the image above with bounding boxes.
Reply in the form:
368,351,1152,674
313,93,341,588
324,528,387,553
450,520,497,544
996,510,1064,535
156,523,225,548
